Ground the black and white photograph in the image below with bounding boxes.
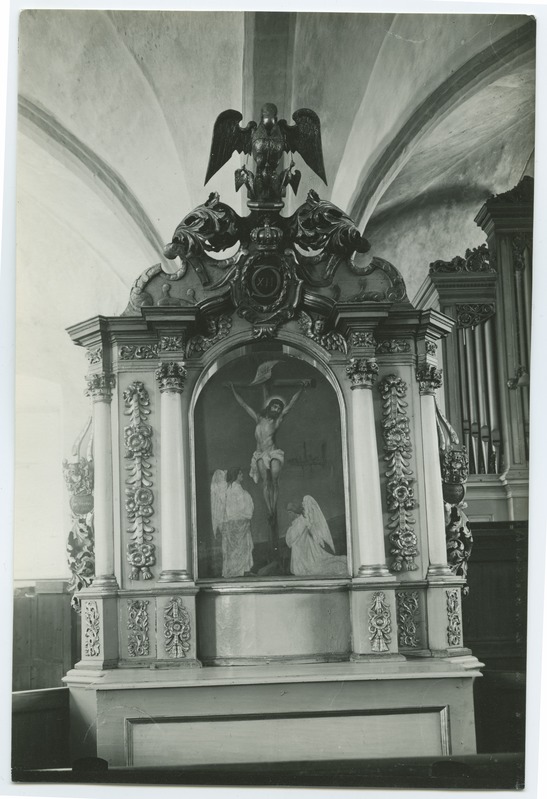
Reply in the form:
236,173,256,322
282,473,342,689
4,2,546,795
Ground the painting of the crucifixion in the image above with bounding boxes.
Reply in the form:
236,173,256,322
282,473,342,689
194,350,348,579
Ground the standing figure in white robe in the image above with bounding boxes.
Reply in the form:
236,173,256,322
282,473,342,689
211,467,254,578
285,496,348,577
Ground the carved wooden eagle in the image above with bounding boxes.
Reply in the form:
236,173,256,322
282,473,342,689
204,104,327,186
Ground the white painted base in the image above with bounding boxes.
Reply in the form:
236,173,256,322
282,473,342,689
65,658,482,767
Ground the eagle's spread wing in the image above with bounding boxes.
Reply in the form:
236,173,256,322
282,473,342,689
280,109,327,185
205,110,256,185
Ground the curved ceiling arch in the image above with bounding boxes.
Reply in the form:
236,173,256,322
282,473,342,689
19,95,169,265
331,17,535,229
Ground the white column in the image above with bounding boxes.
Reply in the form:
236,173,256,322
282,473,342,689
346,358,389,577
155,361,191,582
86,373,117,588
416,365,451,576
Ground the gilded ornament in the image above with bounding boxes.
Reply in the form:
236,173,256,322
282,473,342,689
123,382,156,580
83,600,100,657
127,599,150,657
416,364,443,394
85,347,102,365
186,316,232,357
446,589,462,647
456,303,495,329
396,591,420,648
368,592,392,653
160,335,185,352
379,375,419,572
346,357,379,388
63,457,95,607
376,339,411,354
119,344,159,360
85,372,115,401
164,597,191,658
155,361,187,393
350,331,376,350
298,311,348,353
429,243,494,274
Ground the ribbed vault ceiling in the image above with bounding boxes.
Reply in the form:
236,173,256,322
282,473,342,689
16,9,536,447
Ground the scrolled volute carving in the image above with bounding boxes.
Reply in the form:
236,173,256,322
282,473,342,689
456,303,495,329
164,192,245,263
155,361,187,393
288,189,370,259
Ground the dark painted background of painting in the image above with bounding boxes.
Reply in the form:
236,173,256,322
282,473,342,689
194,346,347,578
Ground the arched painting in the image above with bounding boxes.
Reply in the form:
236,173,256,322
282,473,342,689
194,347,349,579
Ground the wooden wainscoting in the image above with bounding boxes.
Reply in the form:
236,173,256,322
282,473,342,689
462,521,527,753
12,580,78,691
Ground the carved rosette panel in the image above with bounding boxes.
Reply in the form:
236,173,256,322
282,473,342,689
396,591,420,648
155,361,187,393
346,357,379,388
164,597,191,658
368,591,392,653
416,364,443,395
123,382,156,580
350,331,376,350
160,335,185,352
379,376,419,572
186,316,232,357
425,341,437,356
376,339,411,355
83,600,100,657
446,589,462,647
127,599,150,657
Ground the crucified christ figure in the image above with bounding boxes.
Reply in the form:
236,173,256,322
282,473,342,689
229,382,305,525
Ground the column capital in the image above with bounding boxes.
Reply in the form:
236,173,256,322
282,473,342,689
416,364,443,395
346,357,379,389
85,372,115,402
155,361,187,393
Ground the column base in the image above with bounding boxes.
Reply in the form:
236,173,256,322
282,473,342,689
356,564,392,579
88,574,119,592
427,564,456,579
158,569,193,583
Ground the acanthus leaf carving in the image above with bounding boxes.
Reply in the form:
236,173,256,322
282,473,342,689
346,357,378,388
429,243,494,274
446,589,463,647
123,381,156,580
186,316,232,357
83,600,100,657
368,591,392,653
396,591,420,648
376,338,411,354
379,375,419,572
127,599,150,657
456,303,495,329
164,597,191,658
